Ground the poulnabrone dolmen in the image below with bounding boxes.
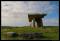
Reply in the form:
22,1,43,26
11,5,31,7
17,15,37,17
28,13,47,27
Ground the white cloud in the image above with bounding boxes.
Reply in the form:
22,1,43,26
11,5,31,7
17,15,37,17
26,1,52,14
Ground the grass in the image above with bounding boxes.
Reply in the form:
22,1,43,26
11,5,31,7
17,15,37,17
1,26,59,40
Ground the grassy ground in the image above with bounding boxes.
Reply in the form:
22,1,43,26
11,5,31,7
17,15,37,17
1,26,59,40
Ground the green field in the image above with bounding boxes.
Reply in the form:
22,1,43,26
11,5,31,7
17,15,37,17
1,26,59,40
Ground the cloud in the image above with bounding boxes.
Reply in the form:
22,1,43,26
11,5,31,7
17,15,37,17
26,1,50,13
1,1,58,14
26,1,53,14
2,1,59,13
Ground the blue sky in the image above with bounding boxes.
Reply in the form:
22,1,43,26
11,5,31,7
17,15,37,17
42,1,59,26
1,1,59,26
46,1,59,19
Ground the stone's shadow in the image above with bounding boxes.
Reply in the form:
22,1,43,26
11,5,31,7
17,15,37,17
19,32,46,40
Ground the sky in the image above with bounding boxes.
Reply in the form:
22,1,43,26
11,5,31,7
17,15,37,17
1,1,59,26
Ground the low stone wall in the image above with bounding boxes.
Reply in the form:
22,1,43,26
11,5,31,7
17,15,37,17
6,32,45,40
19,32,44,39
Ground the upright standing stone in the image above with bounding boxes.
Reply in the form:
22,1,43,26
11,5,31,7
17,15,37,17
32,18,35,27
